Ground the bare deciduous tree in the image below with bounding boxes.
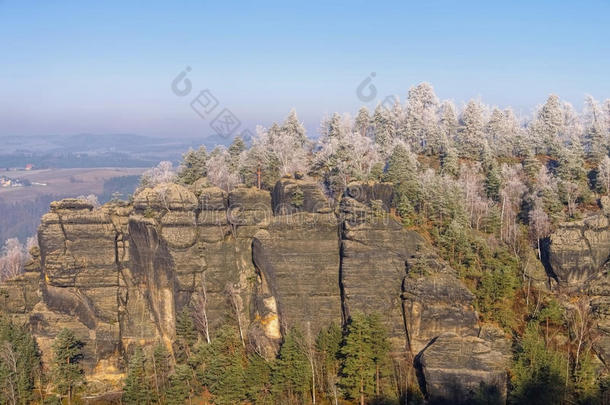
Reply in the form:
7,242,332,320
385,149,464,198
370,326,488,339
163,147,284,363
0,341,18,405
225,284,245,347
561,180,581,218
528,197,551,258
191,273,211,344
0,238,31,281
565,297,597,372
500,164,527,249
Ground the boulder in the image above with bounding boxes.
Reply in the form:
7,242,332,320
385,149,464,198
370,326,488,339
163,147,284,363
419,332,509,403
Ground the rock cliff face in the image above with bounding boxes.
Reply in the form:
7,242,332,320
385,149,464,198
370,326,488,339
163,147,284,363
544,201,610,367
545,213,610,286
0,177,511,401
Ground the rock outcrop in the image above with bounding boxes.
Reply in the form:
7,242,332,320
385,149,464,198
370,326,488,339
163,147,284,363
544,204,610,367
545,211,610,286
0,178,511,401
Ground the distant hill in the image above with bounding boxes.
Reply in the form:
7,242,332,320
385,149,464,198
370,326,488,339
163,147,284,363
0,133,233,169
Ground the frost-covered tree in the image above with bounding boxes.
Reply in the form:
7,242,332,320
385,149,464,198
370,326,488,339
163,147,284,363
458,100,486,158
372,105,395,156
312,126,381,195
439,100,458,145
207,147,241,192
322,113,346,139
458,163,492,230
562,102,583,145
255,124,308,177
404,82,440,154
583,95,607,163
597,155,610,195
528,197,551,258
76,194,100,208
531,94,564,155
530,165,564,222
354,106,372,137
485,108,521,157
556,138,586,186
140,161,175,188
281,108,308,147
499,164,527,247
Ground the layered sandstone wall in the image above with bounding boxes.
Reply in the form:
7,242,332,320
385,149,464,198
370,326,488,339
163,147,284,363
0,177,515,401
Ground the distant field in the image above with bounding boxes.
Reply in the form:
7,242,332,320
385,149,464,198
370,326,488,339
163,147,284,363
0,167,145,204
0,167,145,242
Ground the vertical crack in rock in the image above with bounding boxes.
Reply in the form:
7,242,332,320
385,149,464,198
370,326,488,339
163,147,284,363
0,180,525,399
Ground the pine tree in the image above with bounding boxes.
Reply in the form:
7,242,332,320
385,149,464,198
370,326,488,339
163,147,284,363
175,307,197,363
372,105,394,156
584,95,608,163
511,323,567,405
316,323,342,402
522,148,541,181
458,100,486,158
228,136,246,159
531,94,564,155
282,109,308,147
176,146,207,185
440,145,460,177
367,314,390,398
482,151,502,201
166,364,193,405
355,107,371,137
597,155,610,195
151,342,170,403
0,317,41,405
122,347,152,405
51,329,84,405
228,137,246,173
340,313,375,405
244,354,273,405
384,143,420,212
404,82,439,154
326,113,343,139
439,100,458,144
271,328,311,404
193,325,247,405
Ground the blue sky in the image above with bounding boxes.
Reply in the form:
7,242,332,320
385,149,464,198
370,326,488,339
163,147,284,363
1,0,608,138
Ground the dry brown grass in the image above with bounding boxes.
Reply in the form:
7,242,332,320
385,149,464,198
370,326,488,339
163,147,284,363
0,167,145,203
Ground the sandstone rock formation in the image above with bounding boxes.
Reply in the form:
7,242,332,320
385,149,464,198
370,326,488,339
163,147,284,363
544,204,610,368
0,178,511,401
546,213,610,285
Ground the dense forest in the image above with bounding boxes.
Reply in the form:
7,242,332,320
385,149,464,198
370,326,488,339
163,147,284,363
2,83,610,404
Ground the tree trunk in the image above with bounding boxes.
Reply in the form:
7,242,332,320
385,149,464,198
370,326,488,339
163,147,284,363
310,356,316,404
376,364,380,397
151,351,160,401
360,376,365,405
